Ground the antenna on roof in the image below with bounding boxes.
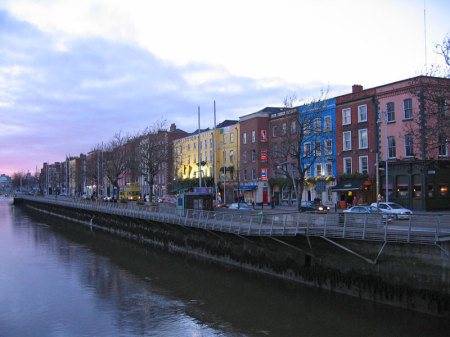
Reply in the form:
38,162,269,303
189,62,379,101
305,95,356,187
424,0,428,71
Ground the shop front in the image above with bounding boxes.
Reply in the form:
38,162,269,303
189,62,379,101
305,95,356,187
332,179,374,209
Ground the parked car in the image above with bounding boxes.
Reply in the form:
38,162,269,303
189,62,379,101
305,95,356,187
213,201,229,208
370,202,412,220
343,205,394,222
102,195,112,202
161,194,177,204
228,203,252,210
300,201,330,213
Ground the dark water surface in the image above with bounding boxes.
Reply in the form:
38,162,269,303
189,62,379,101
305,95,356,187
1,198,449,337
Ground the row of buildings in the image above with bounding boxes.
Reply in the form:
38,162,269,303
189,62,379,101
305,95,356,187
41,75,450,210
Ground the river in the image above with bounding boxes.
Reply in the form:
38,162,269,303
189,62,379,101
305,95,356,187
1,198,449,337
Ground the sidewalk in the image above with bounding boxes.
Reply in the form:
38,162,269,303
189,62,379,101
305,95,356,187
253,203,450,215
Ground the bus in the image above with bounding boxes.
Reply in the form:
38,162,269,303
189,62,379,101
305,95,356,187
119,182,141,200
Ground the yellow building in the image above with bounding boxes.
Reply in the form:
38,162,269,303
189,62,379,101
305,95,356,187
174,129,215,181
173,120,240,203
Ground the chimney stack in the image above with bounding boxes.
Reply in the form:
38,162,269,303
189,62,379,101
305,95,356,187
352,84,363,93
170,123,176,132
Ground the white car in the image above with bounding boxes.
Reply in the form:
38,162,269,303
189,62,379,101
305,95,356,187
370,202,412,220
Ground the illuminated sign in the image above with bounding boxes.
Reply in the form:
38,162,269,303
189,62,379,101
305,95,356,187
261,129,267,141
261,150,267,161
261,168,267,180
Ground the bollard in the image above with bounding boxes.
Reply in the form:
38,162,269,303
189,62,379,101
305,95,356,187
258,211,263,224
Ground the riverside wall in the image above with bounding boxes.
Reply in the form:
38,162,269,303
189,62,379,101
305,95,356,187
14,197,450,316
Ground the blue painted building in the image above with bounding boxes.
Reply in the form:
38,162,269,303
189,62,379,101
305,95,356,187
298,98,337,205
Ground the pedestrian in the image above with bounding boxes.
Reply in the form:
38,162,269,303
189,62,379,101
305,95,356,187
271,198,274,209
252,200,255,209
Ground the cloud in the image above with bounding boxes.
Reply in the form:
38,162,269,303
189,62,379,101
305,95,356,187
0,9,331,175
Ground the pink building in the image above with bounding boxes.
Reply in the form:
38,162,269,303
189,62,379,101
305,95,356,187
375,76,449,210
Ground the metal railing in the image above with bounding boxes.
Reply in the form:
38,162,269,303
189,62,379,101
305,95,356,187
17,196,450,245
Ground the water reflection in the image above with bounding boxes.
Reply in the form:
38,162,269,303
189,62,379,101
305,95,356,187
1,199,450,337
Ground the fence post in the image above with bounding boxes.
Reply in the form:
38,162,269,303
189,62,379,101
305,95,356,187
435,216,441,244
407,216,412,243
362,214,367,240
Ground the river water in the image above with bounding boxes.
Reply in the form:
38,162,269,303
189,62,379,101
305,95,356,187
1,198,449,337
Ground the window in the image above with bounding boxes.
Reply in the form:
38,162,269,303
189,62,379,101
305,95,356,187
251,149,256,162
272,143,278,158
403,99,413,120
188,155,190,164
358,104,368,122
243,132,247,144
282,123,287,136
272,125,278,137
303,121,311,135
194,154,197,163
209,150,212,161
324,139,332,155
358,129,368,149
439,135,448,156
290,121,296,134
252,168,256,180
243,169,248,181
438,98,447,117
388,136,396,158
223,135,226,144
223,151,226,164
243,151,247,163
326,162,333,176
359,156,368,174
324,116,332,132
343,131,352,151
405,134,414,157
313,118,321,133
304,142,311,157
204,140,207,149
230,150,234,163
305,166,311,178
210,138,212,147
230,133,234,143
251,131,256,143
315,141,322,156
187,144,191,151
290,141,296,156
387,102,395,122
342,108,351,125
281,141,288,156
343,157,352,174
315,163,323,176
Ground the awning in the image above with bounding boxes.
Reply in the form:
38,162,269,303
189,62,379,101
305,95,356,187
236,185,257,191
331,179,370,192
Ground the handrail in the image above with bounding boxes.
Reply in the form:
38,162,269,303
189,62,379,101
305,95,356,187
16,195,450,245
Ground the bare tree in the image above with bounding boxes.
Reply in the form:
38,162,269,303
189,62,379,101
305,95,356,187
86,144,102,194
270,91,333,211
103,132,134,197
403,38,450,158
137,120,168,202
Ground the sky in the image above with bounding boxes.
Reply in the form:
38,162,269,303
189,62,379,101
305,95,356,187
0,0,449,177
